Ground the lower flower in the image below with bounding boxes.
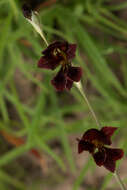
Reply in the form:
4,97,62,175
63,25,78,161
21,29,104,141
93,147,123,172
77,126,124,172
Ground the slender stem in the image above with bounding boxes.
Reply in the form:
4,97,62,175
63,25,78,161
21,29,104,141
75,81,101,128
114,172,126,190
39,32,49,46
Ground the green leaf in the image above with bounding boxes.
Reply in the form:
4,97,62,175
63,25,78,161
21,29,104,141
0,14,12,72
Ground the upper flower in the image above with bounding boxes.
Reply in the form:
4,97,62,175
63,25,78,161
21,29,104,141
77,127,124,172
38,41,82,91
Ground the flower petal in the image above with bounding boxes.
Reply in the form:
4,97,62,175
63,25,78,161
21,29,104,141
82,129,100,142
38,57,59,70
67,66,82,82
78,140,95,154
103,158,116,172
66,79,73,90
42,41,68,56
101,127,117,137
67,44,77,59
43,41,76,60
100,127,117,145
105,147,124,161
51,69,66,91
103,148,124,172
93,149,106,166
81,128,112,146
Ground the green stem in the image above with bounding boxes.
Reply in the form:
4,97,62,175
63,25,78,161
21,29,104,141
75,81,101,128
114,172,126,190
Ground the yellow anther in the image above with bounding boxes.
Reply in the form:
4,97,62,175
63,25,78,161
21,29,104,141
92,140,103,148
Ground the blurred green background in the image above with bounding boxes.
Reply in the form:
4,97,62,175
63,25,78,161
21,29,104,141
0,0,127,189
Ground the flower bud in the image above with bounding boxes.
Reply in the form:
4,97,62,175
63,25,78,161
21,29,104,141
22,4,32,20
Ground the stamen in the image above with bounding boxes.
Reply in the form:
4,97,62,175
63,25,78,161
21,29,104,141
92,139,104,148
53,48,67,61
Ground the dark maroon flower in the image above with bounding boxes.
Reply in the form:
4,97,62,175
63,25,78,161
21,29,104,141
77,127,124,172
38,41,82,91
22,4,32,20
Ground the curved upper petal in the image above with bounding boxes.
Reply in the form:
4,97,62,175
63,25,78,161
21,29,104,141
101,126,117,137
42,41,76,60
42,41,68,55
81,127,118,146
67,66,82,82
100,126,117,145
82,129,101,142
